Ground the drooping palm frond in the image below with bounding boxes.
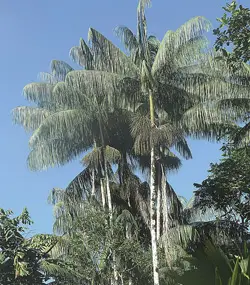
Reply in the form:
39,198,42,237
152,17,211,78
70,38,93,69
114,26,138,54
23,82,56,105
174,138,192,160
12,106,52,132
50,60,74,81
88,28,139,76
28,109,92,148
232,122,250,147
65,70,126,111
48,187,65,206
131,106,184,156
27,137,91,171
37,72,58,84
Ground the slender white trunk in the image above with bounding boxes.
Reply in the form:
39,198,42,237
156,182,161,241
91,169,95,196
161,165,169,234
105,166,113,214
126,224,133,285
105,159,118,285
100,179,106,208
150,147,159,285
91,139,97,197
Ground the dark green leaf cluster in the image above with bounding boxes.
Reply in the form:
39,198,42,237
214,1,250,69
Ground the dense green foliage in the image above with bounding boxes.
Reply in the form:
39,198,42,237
0,208,59,284
195,146,250,228
214,1,250,68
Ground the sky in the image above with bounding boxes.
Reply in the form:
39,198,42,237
1,0,248,235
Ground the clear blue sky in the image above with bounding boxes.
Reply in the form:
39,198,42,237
1,0,247,234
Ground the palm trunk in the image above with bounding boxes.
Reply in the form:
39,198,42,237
100,179,106,208
91,140,97,197
91,169,95,197
98,119,118,285
156,180,161,241
105,160,113,214
112,251,119,285
161,165,173,267
149,90,160,285
126,224,133,285
161,165,169,234
104,154,118,285
150,147,159,285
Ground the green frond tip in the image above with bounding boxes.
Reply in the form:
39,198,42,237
27,138,90,171
82,145,121,168
114,26,138,52
88,27,139,76
50,60,74,81
23,82,55,104
12,106,52,132
138,0,152,9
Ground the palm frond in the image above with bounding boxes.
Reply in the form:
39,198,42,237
88,28,139,76
174,138,192,160
115,26,138,53
12,106,52,132
152,17,211,77
27,138,90,170
23,82,55,105
28,109,92,148
174,17,211,48
50,60,74,81
65,70,125,110
37,72,58,84
233,122,250,147
69,38,93,69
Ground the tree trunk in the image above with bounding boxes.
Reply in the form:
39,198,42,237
100,179,106,208
105,161,113,214
91,169,95,197
104,157,118,285
150,147,159,285
156,182,161,241
112,251,119,285
126,224,133,285
161,165,169,234
149,89,160,285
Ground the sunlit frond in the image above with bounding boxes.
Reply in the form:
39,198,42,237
12,106,52,132
69,38,93,69
88,28,139,76
37,72,58,84
115,26,138,53
27,138,90,171
29,109,92,148
50,60,74,81
65,70,125,110
174,16,211,48
23,82,55,105
152,17,211,77
48,187,65,205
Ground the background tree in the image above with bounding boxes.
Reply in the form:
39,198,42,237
214,1,250,68
0,208,65,285
194,145,250,231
